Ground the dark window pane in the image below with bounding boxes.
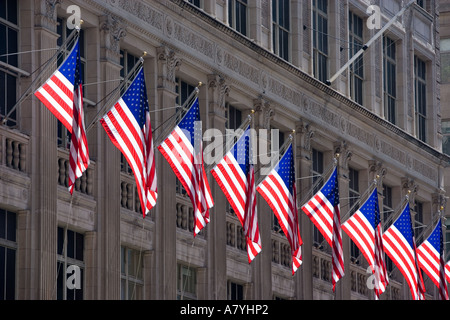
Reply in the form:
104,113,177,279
6,211,15,242
7,0,17,25
0,246,4,300
57,227,64,255
0,24,6,64
76,232,84,261
57,261,64,300
0,0,6,20
0,209,5,240
5,248,14,299
67,230,75,259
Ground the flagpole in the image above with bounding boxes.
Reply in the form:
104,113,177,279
1,27,81,126
85,53,147,133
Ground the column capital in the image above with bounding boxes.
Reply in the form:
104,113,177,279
99,14,127,62
208,74,229,118
156,46,181,91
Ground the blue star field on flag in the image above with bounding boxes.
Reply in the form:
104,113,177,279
178,97,201,147
320,167,340,207
358,188,380,228
275,144,295,192
231,126,252,175
425,219,444,255
121,69,149,128
59,41,80,85
393,203,415,248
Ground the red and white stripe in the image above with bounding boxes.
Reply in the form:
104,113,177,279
342,212,389,298
101,99,157,216
211,152,261,263
35,69,76,134
68,84,90,194
257,170,302,274
302,192,344,291
446,261,450,285
158,126,214,236
383,225,422,300
417,240,449,300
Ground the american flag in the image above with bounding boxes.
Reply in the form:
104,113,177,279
382,202,425,300
301,166,344,291
257,144,302,274
158,97,214,236
100,67,157,216
211,125,261,263
417,219,449,300
446,261,450,285
34,38,89,194
341,188,389,299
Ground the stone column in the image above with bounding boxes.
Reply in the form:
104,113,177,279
95,14,126,299
295,120,315,299
83,231,97,300
334,141,352,300
154,46,180,300
253,97,274,300
32,0,61,300
205,74,229,299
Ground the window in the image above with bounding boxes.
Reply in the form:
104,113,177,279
225,103,242,131
57,227,84,300
312,0,328,83
228,0,248,36
187,0,201,8
0,0,18,127
0,209,16,300
56,17,86,149
443,120,450,156
414,56,427,142
312,149,324,248
272,0,290,61
349,12,364,105
416,0,425,9
121,246,144,300
177,263,197,300
383,36,396,124
348,168,360,263
227,280,243,300
413,201,424,240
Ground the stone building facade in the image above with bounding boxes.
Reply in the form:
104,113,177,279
0,0,448,300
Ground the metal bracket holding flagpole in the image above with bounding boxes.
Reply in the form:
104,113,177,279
1,25,82,126
325,0,416,86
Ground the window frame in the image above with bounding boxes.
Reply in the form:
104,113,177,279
348,11,364,105
228,0,248,36
177,263,197,300
272,0,290,62
0,208,17,300
312,0,329,83
0,0,19,127
120,246,144,300
414,55,427,143
57,226,85,300
383,36,397,125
